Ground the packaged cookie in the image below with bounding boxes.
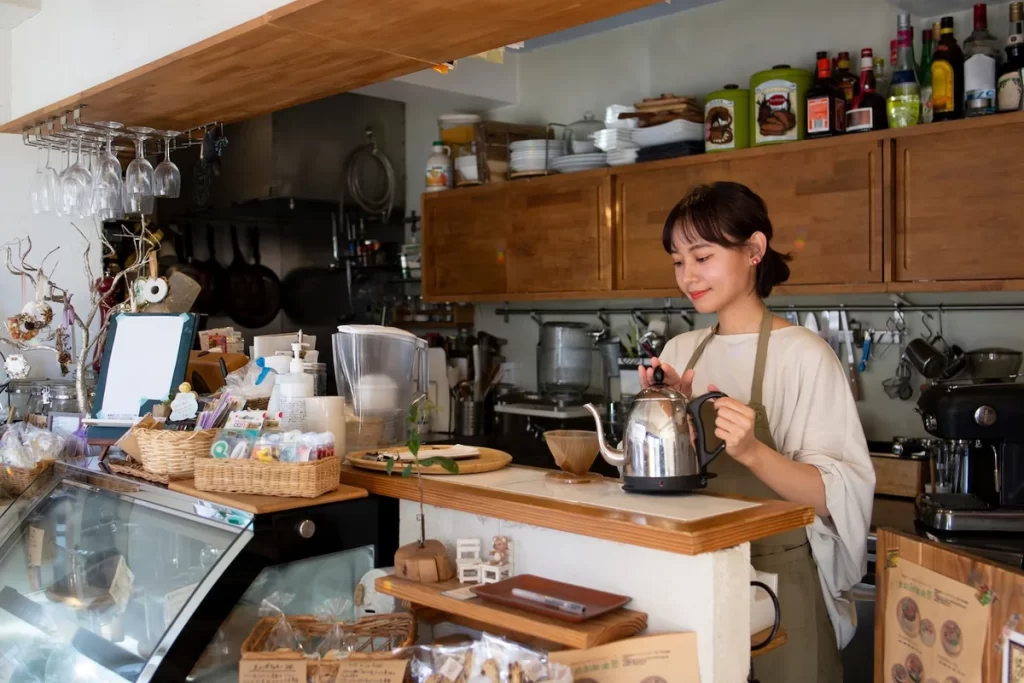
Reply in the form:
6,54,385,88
409,643,474,683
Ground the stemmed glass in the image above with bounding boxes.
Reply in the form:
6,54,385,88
61,135,94,219
153,131,181,198
54,140,73,217
91,121,125,221
123,126,155,216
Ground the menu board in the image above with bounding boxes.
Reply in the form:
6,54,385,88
885,557,992,683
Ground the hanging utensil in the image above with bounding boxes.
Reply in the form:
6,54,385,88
840,311,860,401
281,213,351,325
196,224,223,315
223,225,281,329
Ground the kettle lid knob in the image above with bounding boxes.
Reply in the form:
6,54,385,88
653,366,665,386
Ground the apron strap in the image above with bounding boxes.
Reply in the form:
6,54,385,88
684,325,717,372
749,306,774,406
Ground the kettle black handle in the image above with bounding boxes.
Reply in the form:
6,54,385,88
652,365,665,386
686,391,727,469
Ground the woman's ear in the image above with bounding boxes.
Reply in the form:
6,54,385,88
748,231,768,264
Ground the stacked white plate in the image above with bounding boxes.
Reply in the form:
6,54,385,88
550,153,607,174
593,128,638,152
606,149,639,167
510,139,566,174
605,104,638,129
454,155,479,182
632,119,704,148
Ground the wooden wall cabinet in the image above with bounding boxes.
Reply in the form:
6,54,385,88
421,185,508,299
506,174,613,296
893,120,1024,284
615,139,885,292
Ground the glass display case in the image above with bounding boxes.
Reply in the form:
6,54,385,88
0,460,394,682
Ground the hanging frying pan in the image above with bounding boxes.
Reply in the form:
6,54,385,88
280,213,352,325
223,225,281,329
195,224,223,315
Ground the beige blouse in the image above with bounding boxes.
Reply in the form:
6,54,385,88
660,325,876,648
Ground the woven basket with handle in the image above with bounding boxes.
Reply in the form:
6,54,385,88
136,429,216,477
193,455,341,498
241,613,414,682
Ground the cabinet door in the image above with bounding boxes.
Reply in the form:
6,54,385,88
894,123,1024,282
506,174,613,295
421,187,507,299
616,140,885,289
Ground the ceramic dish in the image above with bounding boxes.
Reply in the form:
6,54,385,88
606,149,639,166
632,119,704,147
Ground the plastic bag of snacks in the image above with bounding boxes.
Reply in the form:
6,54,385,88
409,633,571,683
314,597,356,660
258,592,304,654
0,423,66,468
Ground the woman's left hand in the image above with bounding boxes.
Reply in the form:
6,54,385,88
708,384,760,467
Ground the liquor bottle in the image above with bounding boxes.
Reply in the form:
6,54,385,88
848,48,890,132
807,51,847,137
963,3,999,115
931,16,965,120
889,13,921,127
875,56,892,97
998,2,1024,112
919,28,935,123
835,51,860,107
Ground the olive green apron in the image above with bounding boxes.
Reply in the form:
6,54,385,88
685,308,843,683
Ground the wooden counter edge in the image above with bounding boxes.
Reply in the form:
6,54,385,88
339,465,815,556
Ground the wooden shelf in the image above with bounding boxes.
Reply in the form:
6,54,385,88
375,576,647,649
751,626,787,658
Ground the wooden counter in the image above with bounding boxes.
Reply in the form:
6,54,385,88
340,464,814,556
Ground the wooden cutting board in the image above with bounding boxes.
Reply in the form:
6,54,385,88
347,447,512,475
168,479,368,514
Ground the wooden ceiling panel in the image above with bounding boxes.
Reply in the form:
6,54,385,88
0,0,662,134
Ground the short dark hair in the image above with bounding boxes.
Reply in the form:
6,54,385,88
662,181,791,298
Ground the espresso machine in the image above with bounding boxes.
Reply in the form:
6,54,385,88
915,382,1024,539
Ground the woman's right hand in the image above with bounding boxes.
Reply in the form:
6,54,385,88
639,357,695,397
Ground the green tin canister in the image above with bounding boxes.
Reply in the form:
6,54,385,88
749,64,813,146
704,84,750,152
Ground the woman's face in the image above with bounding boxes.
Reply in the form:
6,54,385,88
670,223,756,313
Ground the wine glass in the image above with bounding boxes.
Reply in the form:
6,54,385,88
54,140,73,217
91,121,125,221
153,131,181,198
38,142,60,214
61,135,94,219
123,126,155,216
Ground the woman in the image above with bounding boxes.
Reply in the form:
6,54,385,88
642,182,874,682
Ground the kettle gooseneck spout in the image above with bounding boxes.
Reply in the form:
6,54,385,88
583,403,624,467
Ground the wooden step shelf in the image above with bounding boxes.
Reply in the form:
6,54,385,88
375,576,647,649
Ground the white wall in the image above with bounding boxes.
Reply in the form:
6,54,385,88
399,0,1024,440
6,0,293,122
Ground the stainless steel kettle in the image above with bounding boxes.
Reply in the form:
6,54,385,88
584,366,726,493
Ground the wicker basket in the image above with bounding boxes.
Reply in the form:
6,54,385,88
136,429,216,477
107,457,173,485
193,455,341,498
0,460,53,496
242,613,414,681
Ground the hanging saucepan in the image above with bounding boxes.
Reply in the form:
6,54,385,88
223,225,281,329
194,224,223,315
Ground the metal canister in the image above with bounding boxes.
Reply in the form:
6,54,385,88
704,85,750,152
749,65,813,146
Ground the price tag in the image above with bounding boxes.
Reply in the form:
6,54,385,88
238,660,305,683
27,526,44,567
439,657,463,681
108,556,134,609
333,659,408,683
163,582,198,624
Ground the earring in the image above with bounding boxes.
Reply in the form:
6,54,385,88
751,256,760,265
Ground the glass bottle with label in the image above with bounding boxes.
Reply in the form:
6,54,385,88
806,51,846,138
931,16,965,121
848,48,890,133
964,3,999,116
835,51,860,107
888,13,921,127
874,55,892,97
998,2,1024,112
919,28,935,123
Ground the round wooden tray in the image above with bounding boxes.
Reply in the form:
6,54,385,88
347,447,512,475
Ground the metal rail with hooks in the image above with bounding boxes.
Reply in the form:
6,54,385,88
497,301,1024,324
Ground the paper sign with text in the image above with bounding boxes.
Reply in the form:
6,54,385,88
239,660,306,683
549,632,700,683
108,556,134,610
885,556,991,683
333,658,408,683
27,526,43,567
